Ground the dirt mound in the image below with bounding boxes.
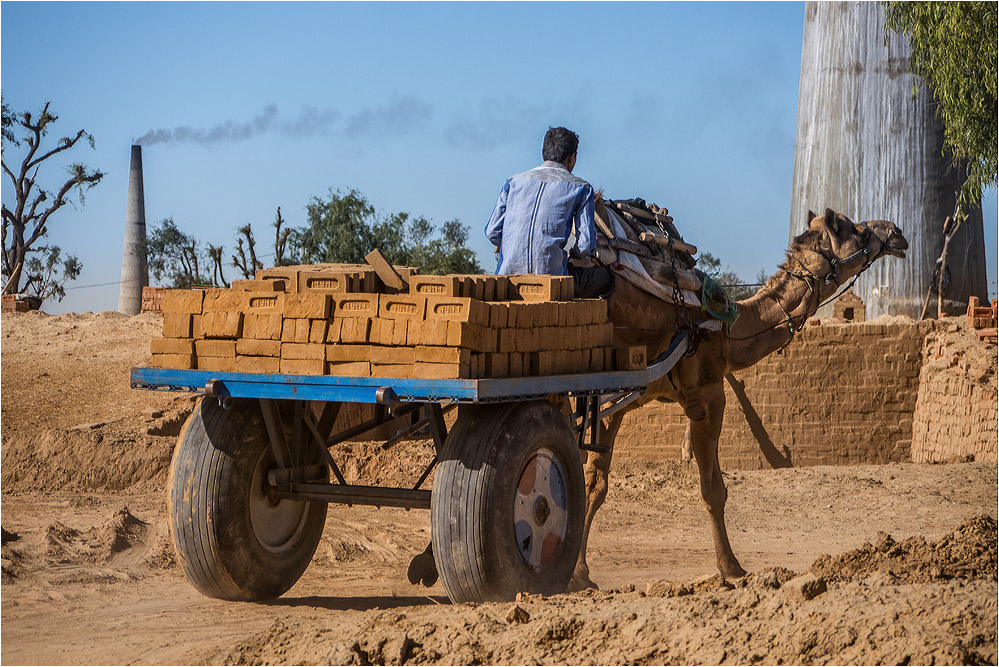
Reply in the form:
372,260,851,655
811,514,998,584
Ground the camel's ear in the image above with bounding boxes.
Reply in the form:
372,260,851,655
824,208,839,234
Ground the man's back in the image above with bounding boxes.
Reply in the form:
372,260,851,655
485,160,595,276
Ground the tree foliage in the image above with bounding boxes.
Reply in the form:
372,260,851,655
883,1,998,208
268,188,482,275
146,217,214,289
1,99,103,300
698,252,758,301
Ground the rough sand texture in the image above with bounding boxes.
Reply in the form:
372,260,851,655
2,311,996,665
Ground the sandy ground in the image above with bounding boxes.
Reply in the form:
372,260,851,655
1,311,997,665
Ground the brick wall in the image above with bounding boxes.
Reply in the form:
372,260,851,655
911,324,998,463
615,319,932,469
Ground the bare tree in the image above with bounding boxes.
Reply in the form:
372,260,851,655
232,224,261,279
273,206,296,266
208,244,230,288
1,100,104,296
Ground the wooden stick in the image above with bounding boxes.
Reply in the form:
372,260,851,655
639,231,698,257
645,259,702,291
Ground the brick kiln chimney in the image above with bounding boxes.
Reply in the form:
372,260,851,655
118,145,148,315
788,1,987,319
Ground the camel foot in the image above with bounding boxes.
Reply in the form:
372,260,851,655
718,557,747,580
407,543,438,588
566,566,599,592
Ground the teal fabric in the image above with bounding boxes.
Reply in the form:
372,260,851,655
700,274,740,324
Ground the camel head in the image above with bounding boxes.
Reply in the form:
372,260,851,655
856,219,908,260
794,209,908,283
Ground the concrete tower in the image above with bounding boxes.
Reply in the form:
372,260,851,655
789,1,987,319
118,145,148,314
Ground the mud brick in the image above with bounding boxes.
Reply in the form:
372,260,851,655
562,301,586,327
509,275,570,302
340,317,372,344
283,293,331,320
151,337,194,355
281,318,296,343
426,296,490,326
585,299,609,324
371,363,413,378
599,322,615,346
334,294,380,319
364,248,408,293
151,352,196,369
298,271,355,294
538,351,557,375
236,339,281,357
309,320,328,343
410,275,463,298
293,318,311,343
482,276,497,302
485,353,509,378
508,303,535,329
489,303,509,329
241,313,281,340
404,319,424,346
515,327,535,353
191,314,203,340
470,353,481,379
568,327,584,350
415,346,470,365
256,266,302,289
325,318,343,344
454,275,486,300
162,313,193,338
561,276,575,301
537,302,559,327
379,294,427,320
280,358,325,375
368,318,386,345
447,321,497,353
572,349,588,372
508,352,524,377
198,356,238,373
201,311,243,339
413,361,470,379
369,346,416,364
201,289,242,312
421,319,450,347
391,318,409,346
195,339,237,357
282,343,326,361
498,328,518,354
326,361,371,377
232,278,286,293
614,345,647,370
589,348,604,372
327,345,373,362
494,276,509,301
162,289,204,315
235,355,280,373
241,292,285,315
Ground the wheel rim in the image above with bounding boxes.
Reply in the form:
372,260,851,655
248,447,310,554
513,449,569,572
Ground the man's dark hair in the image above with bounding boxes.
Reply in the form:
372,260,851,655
542,126,579,163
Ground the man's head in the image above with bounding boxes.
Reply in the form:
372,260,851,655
542,126,579,170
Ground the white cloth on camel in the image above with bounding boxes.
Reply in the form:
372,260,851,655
604,208,701,308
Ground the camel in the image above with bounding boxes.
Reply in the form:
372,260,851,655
568,206,909,590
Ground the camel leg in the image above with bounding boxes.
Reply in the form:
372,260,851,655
568,411,625,592
686,386,747,579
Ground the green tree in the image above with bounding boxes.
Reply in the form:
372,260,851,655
698,252,757,301
1,100,103,298
883,1,998,209
298,188,377,265
146,217,214,288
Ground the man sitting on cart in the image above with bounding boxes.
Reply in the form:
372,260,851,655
484,126,613,299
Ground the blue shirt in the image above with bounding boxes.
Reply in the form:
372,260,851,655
484,161,596,276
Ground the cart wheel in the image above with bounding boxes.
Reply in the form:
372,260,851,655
167,397,327,601
431,400,584,603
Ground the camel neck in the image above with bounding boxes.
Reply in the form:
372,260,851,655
727,269,830,372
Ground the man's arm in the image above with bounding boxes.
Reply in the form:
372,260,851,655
484,180,510,247
572,185,597,257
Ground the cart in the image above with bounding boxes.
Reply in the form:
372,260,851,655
130,331,690,604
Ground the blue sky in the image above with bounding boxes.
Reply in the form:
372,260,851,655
2,1,995,314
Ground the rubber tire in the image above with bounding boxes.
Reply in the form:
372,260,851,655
430,400,585,603
167,398,327,601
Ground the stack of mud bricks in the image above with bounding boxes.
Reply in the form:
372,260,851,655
966,296,998,344
150,264,644,379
